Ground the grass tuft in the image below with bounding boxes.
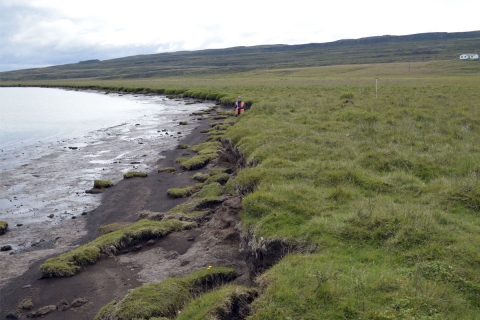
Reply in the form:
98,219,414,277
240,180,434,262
40,219,196,277
123,171,148,179
167,183,204,198
191,172,210,182
93,180,114,189
95,267,237,320
178,285,258,320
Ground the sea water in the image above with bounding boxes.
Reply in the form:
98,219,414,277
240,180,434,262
0,87,174,152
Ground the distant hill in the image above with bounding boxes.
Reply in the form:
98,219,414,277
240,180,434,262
1,31,479,81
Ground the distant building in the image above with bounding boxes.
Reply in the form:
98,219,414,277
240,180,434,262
459,53,479,60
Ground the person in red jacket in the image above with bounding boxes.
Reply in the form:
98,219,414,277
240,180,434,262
234,96,245,116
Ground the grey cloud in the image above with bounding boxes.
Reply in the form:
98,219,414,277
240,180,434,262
0,3,167,72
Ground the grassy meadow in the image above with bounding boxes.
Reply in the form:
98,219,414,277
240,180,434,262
3,59,480,318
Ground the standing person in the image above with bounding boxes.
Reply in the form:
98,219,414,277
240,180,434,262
234,96,245,116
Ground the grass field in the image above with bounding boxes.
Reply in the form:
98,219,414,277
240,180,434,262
2,59,480,318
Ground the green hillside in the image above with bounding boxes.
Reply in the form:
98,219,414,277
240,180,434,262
1,30,479,81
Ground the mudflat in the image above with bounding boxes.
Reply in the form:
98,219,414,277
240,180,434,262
0,104,249,319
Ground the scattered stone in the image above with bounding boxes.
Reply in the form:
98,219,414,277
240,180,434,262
130,161,141,164
68,147,78,150
1,245,12,251
57,299,70,311
5,313,19,319
27,305,57,317
177,131,182,134
187,237,195,242
132,245,142,252
71,216,76,219
146,240,156,246
16,224,23,227
71,298,88,308
119,250,129,255
47,214,54,219
22,285,32,289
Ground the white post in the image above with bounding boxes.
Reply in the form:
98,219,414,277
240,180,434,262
375,78,378,99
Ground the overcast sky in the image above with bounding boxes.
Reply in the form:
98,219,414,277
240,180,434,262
1,0,478,72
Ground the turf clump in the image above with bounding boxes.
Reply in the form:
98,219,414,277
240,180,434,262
176,154,218,170
167,183,204,198
97,222,132,235
93,179,114,189
191,172,209,182
123,171,148,179
40,219,196,278
205,173,230,185
94,267,237,320
194,182,224,198
178,285,258,320
0,221,8,235
176,141,221,170
158,166,176,173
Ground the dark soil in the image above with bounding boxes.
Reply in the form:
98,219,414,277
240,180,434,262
0,113,251,320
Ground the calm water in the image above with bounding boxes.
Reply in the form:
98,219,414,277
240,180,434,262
0,87,164,151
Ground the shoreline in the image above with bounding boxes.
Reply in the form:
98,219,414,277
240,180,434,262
0,91,217,288
0,101,248,319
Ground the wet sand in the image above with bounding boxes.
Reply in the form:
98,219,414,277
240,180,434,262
0,95,215,287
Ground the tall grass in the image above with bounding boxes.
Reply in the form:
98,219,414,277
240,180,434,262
7,61,480,318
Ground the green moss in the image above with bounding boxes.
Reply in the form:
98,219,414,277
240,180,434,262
179,121,188,125
40,219,196,277
0,220,8,235
96,267,237,320
178,143,188,149
93,179,114,189
123,171,148,179
158,166,176,173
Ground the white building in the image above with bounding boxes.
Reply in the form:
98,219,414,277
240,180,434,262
459,53,479,60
